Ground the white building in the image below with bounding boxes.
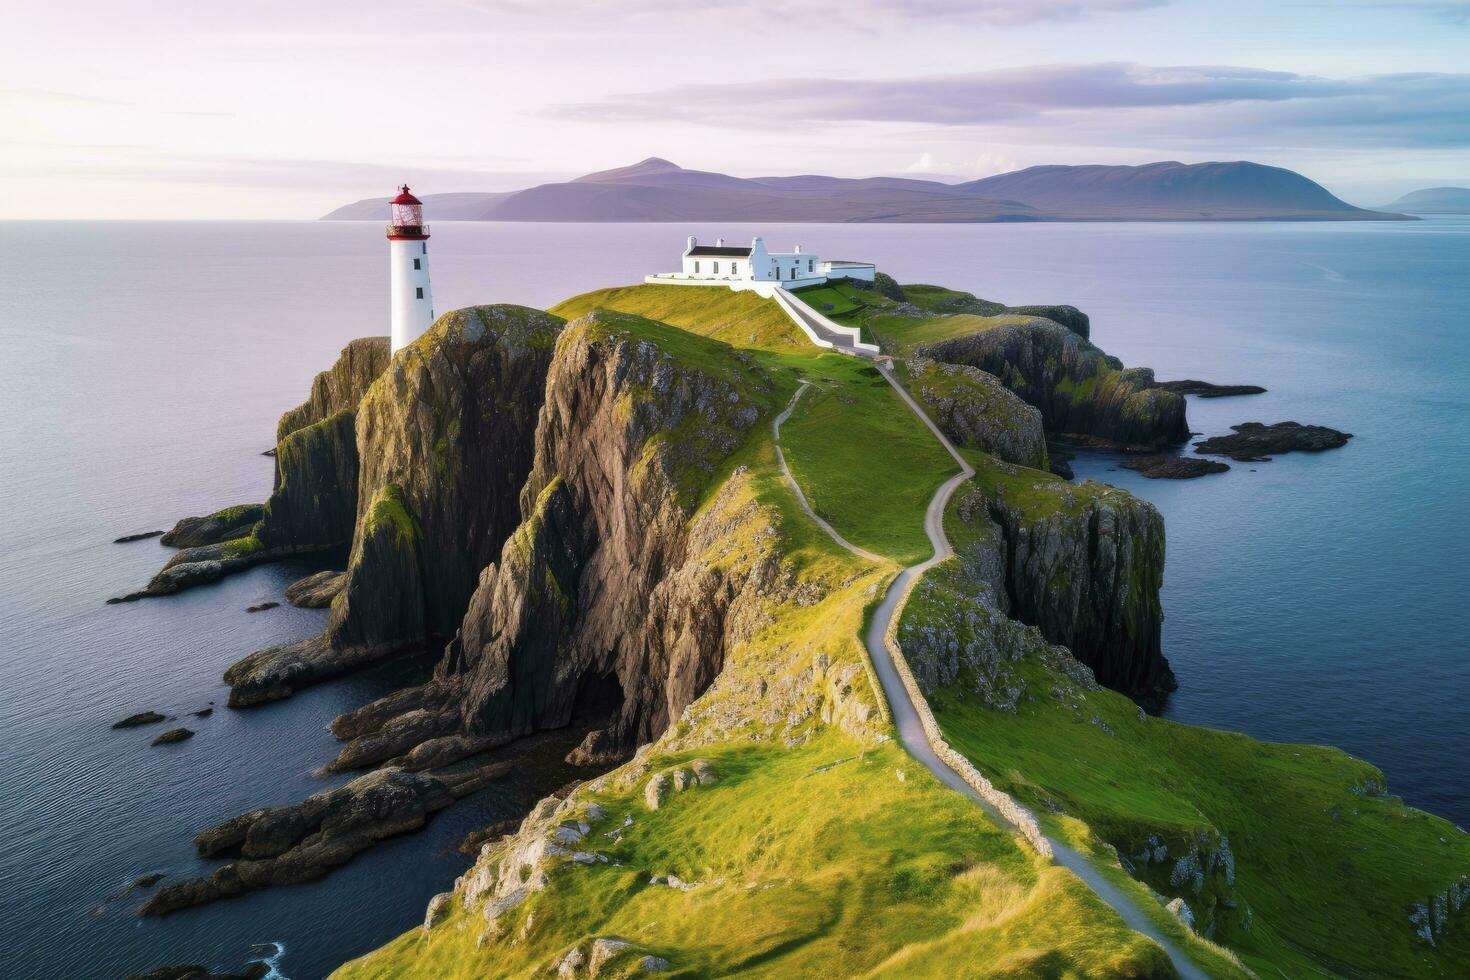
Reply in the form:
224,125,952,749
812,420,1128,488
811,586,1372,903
387,185,435,354
648,236,876,297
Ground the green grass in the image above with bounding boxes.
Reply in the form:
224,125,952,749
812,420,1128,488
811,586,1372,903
551,284,809,354
335,732,1175,980
777,357,957,565
901,464,1470,978
791,282,865,317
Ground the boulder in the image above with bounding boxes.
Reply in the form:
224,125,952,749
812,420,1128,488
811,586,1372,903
284,570,347,608
151,727,194,746
644,772,672,811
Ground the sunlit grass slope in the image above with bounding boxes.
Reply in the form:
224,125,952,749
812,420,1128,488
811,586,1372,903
553,283,960,565
903,456,1470,978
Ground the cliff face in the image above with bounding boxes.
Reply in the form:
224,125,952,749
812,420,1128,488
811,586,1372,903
276,336,390,443
333,310,780,767
254,409,359,552
918,320,1187,451
899,356,1048,470
329,305,565,650
955,465,1174,704
225,306,565,707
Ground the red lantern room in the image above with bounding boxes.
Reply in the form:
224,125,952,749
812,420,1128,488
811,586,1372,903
387,185,428,240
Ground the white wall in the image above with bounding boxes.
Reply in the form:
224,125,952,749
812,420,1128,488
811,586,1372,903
390,238,435,354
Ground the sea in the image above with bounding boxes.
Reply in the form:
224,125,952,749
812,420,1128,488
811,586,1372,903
1,218,1466,979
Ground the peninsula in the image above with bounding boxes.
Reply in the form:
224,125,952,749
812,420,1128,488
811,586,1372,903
124,206,1465,977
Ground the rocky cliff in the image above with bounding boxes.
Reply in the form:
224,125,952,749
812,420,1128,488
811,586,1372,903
950,460,1175,705
276,337,389,443
225,306,565,707
917,319,1187,451
898,356,1048,470
330,310,782,769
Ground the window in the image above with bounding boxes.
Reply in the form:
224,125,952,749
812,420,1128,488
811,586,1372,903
713,261,720,274
421,243,427,255
694,261,700,273
413,258,421,270
808,259,814,272
415,287,424,299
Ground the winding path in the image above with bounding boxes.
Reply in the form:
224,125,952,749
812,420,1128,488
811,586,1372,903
771,361,1209,979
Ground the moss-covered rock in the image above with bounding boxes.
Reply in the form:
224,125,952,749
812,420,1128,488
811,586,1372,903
1005,304,1090,340
275,336,389,443
918,319,1188,451
254,409,359,552
954,461,1176,705
899,356,1048,469
159,504,264,549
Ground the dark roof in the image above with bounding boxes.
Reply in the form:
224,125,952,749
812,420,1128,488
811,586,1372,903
687,245,751,257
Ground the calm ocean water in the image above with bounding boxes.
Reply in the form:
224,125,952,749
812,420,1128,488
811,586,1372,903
0,218,1465,978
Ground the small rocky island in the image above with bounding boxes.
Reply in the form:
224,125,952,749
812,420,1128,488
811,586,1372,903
1195,420,1352,460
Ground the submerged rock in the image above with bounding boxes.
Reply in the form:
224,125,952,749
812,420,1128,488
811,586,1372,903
245,601,279,613
126,965,268,980
113,711,166,729
151,727,194,746
142,768,454,916
1195,421,1352,461
1120,455,1230,479
1150,379,1266,398
284,569,347,608
114,530,164,544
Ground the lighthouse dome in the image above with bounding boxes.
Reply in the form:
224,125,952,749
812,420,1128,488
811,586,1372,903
391,185,422,206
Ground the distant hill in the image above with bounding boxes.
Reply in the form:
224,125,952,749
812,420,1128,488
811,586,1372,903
957,161,1397,220
1377,187,1470,214
323,158,1408,223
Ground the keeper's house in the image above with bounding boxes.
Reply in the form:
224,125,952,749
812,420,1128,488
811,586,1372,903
646,236,876,296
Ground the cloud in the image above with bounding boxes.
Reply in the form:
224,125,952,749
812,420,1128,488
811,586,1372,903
457,0,1169,25
556,63,1470,150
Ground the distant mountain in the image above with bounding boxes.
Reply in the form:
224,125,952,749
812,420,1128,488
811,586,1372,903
323,158,1408,223
1377,187,1470,214
958,161,1396,220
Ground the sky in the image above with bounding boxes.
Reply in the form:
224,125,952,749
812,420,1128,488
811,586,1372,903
1,0,1467,218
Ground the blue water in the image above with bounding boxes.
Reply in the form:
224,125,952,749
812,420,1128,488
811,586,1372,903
0,218,1465,978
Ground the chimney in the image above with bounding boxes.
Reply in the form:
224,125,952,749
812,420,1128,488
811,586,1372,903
686,235,697,252
794,244,803,254
716,237,724,247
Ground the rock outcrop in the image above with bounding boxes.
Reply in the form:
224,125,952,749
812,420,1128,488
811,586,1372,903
159,505,264,549
1195,421,1351,461
1120,455,1230,479
1005,304,1089,340
901,356,1048,469
917,320,1188,451
1149,379,1265,398
223,305,565,707
284,569,347,608
141,768,453,916
253,409,359,552
332,310,781,769
275,336,390,443
955,467,1175,704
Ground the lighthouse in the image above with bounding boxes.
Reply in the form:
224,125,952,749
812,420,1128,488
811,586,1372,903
387,185,435,354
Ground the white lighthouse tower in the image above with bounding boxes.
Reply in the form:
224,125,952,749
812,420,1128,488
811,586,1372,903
387,185,435,354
